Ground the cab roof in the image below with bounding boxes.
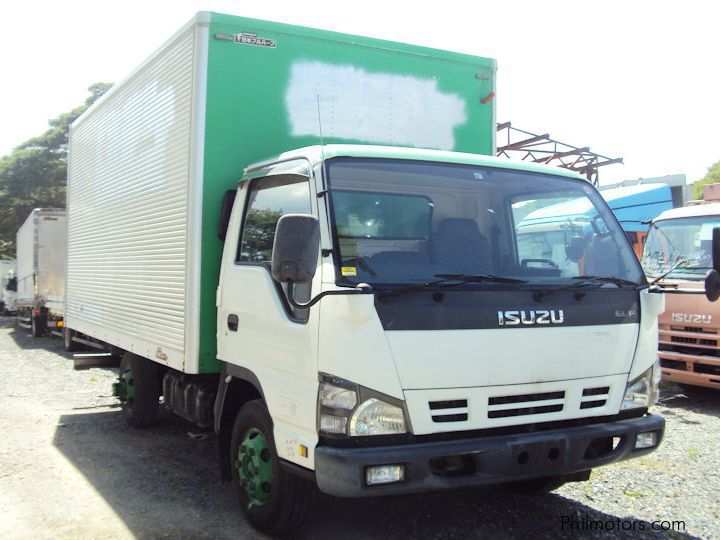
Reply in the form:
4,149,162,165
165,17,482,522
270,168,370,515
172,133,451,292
245,144,588,182
653,202,720,222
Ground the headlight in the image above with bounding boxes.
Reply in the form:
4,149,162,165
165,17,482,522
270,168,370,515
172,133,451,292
319,382,357,410
622,361,660,410
318,375,409,437
349,398,406,436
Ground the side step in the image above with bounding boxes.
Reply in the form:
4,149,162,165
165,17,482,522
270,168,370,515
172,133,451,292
73,352,121,370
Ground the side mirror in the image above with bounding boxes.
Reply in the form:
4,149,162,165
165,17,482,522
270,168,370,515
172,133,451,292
271,214,320,284
704,227,720,302
713,227,720,272
705,270,720,301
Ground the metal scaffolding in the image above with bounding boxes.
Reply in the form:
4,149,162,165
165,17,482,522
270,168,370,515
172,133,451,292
496,122,622,185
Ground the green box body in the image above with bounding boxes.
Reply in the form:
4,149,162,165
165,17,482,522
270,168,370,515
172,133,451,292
68,12,497,374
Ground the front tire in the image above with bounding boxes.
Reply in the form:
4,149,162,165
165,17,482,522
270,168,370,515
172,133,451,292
117,352,160,427
230,400,316,535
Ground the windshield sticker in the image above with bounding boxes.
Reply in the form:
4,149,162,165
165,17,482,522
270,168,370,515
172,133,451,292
341,266,358,277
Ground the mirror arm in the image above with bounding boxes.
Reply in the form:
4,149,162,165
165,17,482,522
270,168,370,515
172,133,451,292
286,281,374,309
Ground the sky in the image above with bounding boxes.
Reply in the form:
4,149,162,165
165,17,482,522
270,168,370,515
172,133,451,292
1,0,718,185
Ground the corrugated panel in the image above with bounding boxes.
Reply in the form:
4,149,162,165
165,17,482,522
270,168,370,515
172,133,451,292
67,28,197,370
15,212,36,307
36,211,66,315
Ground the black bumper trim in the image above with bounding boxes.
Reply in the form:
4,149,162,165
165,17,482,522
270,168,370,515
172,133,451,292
314,414,664,497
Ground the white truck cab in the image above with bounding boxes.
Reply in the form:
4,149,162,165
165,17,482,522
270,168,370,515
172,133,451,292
210,144,668,528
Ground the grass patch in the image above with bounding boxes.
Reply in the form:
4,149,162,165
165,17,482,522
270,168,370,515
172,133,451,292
623,488,645,499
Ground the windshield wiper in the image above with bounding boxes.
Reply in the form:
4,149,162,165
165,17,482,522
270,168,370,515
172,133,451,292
534,275,640,301
434,273,528,284
648,261,711,284
377,274,527,298
572,275,641,287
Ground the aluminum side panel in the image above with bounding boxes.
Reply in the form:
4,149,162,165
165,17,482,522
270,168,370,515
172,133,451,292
15,213,36,307
36,213,67,316
66,27,198,372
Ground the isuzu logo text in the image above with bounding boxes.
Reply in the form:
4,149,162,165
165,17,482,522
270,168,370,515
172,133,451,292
497,310,565,326
671,313,712,324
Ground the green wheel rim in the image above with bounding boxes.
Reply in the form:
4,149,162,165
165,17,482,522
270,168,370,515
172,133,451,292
117,366,135,407
236,427,273,507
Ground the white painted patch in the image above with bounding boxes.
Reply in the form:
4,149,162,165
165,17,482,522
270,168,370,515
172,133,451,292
285,61,466,150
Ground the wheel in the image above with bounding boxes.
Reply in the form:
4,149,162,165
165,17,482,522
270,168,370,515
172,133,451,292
230,400,317,535
507,476,566,495
116,352,160,427
31,312,46,337
63,327,81,352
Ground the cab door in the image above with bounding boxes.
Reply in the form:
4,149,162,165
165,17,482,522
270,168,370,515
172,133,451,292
218,162,321,376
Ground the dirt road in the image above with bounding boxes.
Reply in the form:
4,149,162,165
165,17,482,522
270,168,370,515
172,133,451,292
1,316,717,539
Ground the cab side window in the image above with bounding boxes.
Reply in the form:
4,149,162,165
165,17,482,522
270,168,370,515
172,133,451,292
237,175,313,322
238,176,312,263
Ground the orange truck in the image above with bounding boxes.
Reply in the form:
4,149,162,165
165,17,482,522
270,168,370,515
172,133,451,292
641,185,720,389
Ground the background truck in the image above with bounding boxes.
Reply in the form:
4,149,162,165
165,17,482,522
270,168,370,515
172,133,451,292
15,208,67,336
66,12,696,535
641,185,720,390
0,259,17,315
598,183,674,259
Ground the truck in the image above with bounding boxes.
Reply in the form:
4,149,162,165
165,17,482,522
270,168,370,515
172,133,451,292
65,12,718,535
598,183,674,259
15,208,67,336
0,259,17,315
641,187,720,390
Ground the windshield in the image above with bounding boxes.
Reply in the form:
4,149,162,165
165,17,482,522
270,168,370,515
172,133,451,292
326,158,643,286
641,216,720,280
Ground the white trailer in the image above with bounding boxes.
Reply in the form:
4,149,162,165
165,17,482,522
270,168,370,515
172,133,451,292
0,259,17,315
15,209,67,336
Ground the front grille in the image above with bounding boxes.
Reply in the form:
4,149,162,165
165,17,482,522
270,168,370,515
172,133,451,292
487,390,565,419
696,364,720,376
582,386,609,397
661,359,687,371
489,391,564,406
488,404,562,418
429,399,468,423
580,386,609,410
660,325,720,358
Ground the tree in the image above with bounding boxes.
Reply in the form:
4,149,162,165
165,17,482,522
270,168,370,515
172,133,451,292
693,160,720,200
0,82,112,258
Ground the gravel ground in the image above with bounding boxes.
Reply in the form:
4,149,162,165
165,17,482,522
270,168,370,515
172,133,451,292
0,314,718,539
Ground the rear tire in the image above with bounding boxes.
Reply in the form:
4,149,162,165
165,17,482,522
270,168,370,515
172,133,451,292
230,400,317,535
31,312,46,337
118,352,160,427
64,327,80,352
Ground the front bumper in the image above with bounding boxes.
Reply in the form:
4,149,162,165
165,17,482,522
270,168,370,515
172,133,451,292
314,414,664,497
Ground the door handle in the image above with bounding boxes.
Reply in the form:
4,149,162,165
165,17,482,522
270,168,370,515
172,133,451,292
227,314,239,332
